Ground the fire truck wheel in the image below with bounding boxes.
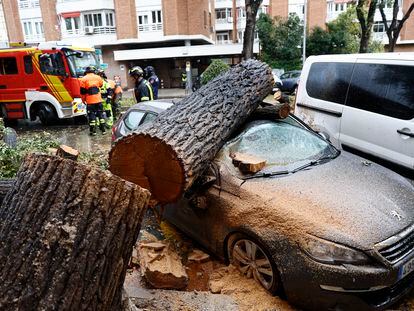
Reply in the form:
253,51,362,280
38,103,57,126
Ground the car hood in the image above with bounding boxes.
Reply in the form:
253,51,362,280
236,152,414,251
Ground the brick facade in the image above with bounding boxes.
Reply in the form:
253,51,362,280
162,0,213,37
2,0,24,42
114,0,138,40
308,0,327,30
39,0,59,41
270,0,288,18
400,0,414,41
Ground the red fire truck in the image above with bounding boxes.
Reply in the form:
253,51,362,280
0,42,100,125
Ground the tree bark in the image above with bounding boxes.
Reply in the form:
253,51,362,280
109,59,273,204
0,154,150,311
0,179,15,204
242,0,263,60
357,0,378,53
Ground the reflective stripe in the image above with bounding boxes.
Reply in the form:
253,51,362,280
141,96,149,101
146,81,154,100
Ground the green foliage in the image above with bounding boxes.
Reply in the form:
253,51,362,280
257,13,303,71
201,59,230,85
0,132,59,178
307,6,383,56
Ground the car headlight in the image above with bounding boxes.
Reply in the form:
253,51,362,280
301,235,370,265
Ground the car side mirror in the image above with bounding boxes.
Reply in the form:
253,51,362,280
319,131,330,142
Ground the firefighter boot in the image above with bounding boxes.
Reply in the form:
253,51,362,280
89,121,97,136
99,119,107,134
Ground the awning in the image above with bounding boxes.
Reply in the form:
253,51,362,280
61,12,80,18
114,43,259,61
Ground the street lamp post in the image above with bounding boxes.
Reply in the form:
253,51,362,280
303,0,307,65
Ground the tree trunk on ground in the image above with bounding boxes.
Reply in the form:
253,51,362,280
109,59,273,204
0,154,150,311
242,0,263,60
0,179,15,204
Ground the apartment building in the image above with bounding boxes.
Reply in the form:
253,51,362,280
1,0,413,88
0,1,8,47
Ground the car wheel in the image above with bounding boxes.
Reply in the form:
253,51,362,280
38,103,57,125
227,233,281,294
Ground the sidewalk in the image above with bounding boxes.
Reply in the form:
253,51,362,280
124,88,188,99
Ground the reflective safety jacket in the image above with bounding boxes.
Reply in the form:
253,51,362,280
100,79,114,100
134,78,154,103
79,73,103,105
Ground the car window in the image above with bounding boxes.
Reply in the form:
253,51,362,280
346,63,414,120
222,120,335,172
24,56,33,74
142,112,158,124
280,73,290,79
291,72,301,78
124,110,146,131
306,62,354,105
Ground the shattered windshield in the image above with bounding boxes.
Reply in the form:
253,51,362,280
222,120,337,174
65,51,99,77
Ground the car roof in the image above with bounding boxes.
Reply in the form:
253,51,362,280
307,52,414,62
130,100,174,114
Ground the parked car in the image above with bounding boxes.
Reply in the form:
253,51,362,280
111,100,173,143
280,70,301,94
295,53,414,172
271,69,283,93
113,101,414,310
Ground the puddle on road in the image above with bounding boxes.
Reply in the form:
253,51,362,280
15,121,112,154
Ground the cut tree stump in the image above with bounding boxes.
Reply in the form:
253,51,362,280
110,59,273,204
0,154,150,311
250,103,291,121
57,144,79,161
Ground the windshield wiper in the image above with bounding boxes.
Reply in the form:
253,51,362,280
241,154,336,182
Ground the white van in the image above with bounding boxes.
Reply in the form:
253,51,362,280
295,53,414,171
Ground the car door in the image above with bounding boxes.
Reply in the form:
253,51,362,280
339,60,414,169
295,60,354,148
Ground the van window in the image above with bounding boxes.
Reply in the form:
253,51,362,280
346,63,414,120
306,62,354,105
24,55,33,74
0,57,18,75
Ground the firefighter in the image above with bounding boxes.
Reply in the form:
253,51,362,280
79,66,106,136
97,69,114,128
112,76,123,119
129,66,154,103
144,66,160,99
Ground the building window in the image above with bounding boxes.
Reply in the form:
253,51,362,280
217,32,229,44
22,20,44,42
84,13,103,27
237,7,245,18
138,10,163,32
373,21,386,33
64,16,81,34
216,8,232,20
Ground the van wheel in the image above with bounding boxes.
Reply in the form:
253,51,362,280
38,103,57,125
227,233,282,294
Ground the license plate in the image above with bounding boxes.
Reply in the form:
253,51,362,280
399,256,414,280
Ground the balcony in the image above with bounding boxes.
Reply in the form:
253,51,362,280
18,0,40,9
138,23,163,32
62,26,116,37
215,0,233,9
56,0,114,14
137,23,164,42
24,33,45,43
215,17,233,31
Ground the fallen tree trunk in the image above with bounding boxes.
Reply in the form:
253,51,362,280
109,59,273,204
0,154,150,311
0,179,15,204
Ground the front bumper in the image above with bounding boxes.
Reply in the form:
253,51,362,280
280,250,414,311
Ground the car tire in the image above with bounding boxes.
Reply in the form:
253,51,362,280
38,103,57,126
227,232,282,294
